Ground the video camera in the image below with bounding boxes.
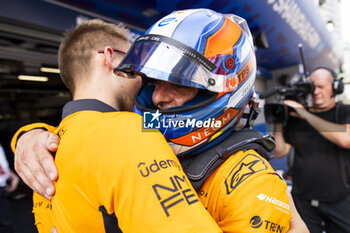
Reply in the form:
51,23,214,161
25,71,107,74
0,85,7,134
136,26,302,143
260,44,315,124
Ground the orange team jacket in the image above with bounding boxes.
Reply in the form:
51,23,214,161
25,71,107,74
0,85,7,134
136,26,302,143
198,149,291,233
12,102,291,233
12,99,221,233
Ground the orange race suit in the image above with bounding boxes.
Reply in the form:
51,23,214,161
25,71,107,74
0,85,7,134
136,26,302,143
12,99,221,233
12,100,291,233
197,149,291,232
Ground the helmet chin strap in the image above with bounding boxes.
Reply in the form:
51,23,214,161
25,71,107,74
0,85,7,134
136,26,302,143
243,99,260,129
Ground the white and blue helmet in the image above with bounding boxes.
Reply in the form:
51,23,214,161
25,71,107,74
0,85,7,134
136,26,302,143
117,9,256,156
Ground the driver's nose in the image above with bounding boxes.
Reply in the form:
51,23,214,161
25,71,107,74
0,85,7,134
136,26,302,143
152,81,176,110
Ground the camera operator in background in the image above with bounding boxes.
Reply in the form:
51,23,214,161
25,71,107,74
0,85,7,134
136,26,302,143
273,67,350,233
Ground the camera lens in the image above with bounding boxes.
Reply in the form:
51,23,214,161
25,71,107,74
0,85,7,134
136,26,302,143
264,103,287,123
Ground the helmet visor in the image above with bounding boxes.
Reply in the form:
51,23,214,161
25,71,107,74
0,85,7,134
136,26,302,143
115,34,238,93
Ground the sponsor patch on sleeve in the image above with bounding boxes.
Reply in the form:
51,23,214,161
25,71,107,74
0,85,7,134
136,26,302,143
225,153,268,194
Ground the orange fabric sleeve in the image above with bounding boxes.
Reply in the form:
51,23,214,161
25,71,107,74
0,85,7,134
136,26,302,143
11,123,56,153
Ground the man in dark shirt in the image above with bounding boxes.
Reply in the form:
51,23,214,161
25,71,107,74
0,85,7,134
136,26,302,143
273,67,350,233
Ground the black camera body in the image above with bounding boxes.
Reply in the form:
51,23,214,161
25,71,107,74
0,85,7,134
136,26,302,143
264,103,288,124
262,80,315,124
261,44,316,124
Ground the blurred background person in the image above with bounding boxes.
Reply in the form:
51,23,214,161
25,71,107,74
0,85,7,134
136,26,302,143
273,67,350,233
0,143,19,233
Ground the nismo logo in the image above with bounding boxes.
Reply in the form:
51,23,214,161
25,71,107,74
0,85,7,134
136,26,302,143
153,175,199,217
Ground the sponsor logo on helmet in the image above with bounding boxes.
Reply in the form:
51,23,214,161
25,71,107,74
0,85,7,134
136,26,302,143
226,55,255,91
249,215,286,233
152,175,199,217
143,110,222,130
225,57,235,70
158,17,176,27
256,193,290,213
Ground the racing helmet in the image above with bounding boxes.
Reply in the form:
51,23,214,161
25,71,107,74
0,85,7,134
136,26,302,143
116,9,256,156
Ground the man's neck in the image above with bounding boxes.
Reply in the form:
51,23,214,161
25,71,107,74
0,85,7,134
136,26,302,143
73,89,119,111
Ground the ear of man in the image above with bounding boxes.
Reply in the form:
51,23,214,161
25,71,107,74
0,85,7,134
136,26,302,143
312,66,344,96
103,46,118,71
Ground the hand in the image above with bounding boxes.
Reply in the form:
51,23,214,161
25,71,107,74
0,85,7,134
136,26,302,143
283,100,309,119
14,129,59,200
287,192,309,233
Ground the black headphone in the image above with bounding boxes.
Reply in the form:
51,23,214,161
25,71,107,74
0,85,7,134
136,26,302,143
311,66,344,96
